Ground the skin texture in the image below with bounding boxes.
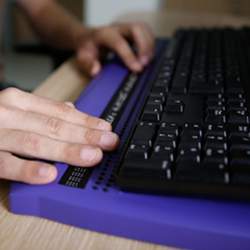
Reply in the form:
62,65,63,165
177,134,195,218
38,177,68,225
18,0,155,75
0,88,119,184
75,23,155,75
0,0,154,184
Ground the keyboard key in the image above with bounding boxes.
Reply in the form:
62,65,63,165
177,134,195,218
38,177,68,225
229,135,250,147
179,140,202,150
205,127,227,137
147,96,165,105
121,159,172,179
132,122,156,146
159,122,179,136
151,86,168,94
207,100,225,108
176,148,201,163
205,114,226,124
145,103,163,113
165,99,185,114
142,111,161,122
231,172,250,185
230,147,250,173
126,144,150,160
175,160,228,184
154,133,177,149
228,124,249,137
205,147,227,157
182,125,202,137
203,155,229,170
227,110,249,124
205,135,227,150
206,124,226,133
151,145,175,162
206,108,226,116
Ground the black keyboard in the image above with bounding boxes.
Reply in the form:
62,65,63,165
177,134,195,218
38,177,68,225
117,28,250,200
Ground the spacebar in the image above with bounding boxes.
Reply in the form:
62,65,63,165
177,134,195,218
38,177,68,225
161,95,204,125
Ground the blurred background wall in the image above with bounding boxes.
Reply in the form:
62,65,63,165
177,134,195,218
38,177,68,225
85,0,161,26
165,0,250,16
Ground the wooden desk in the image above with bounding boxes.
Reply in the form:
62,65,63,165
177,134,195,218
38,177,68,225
1,10,250,250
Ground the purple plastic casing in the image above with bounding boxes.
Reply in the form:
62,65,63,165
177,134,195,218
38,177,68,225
10,41,250,250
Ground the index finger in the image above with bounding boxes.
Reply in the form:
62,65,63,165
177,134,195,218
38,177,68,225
118,23,155,64
0,88,111,131
95,29,143,72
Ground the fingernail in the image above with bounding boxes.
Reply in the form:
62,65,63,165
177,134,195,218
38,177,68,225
98,121,112,131
38,166,56,178
91,62,101,76
65,102,75,108
131,62,142,72
100,132,119,148
140,56,149,66
80,147,101,163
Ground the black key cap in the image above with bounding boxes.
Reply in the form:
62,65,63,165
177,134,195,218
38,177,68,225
227,110,249,124
171,76,188,94
231,172,250,185
206,135,226,141
179,140,202,150
121,159,172,179
154,133,177,149
177,147,201,163
205,135,227,150
229,135,250,147
149,92,165,99
151,86,168,94
205,141,227,151
144,103,163,113
207,100,225,108
230,147,250,159
205,124,226,137
132,122,156,146
155,76,171,86
190,84,223,94
151,145,175,162
142,111,161,122
205,147,227,157
205,114,226,124
147,96,165,105
165,99,185,114
206,107,226,117
228,124,249,137
203,155,229,171
175,160,228,184
226,86,244,95
230,159,250,173
126,144,150,160
230,148,250,173
205,129,227,137
207,93,225,101
182,124,203,137
159,122,179,136
227,98,246,106
161,96,203,125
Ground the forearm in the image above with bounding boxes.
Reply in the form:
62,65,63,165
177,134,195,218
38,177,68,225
18,0,86,50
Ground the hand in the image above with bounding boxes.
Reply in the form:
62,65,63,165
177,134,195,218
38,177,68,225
76,22,155,76
0,88,119,184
